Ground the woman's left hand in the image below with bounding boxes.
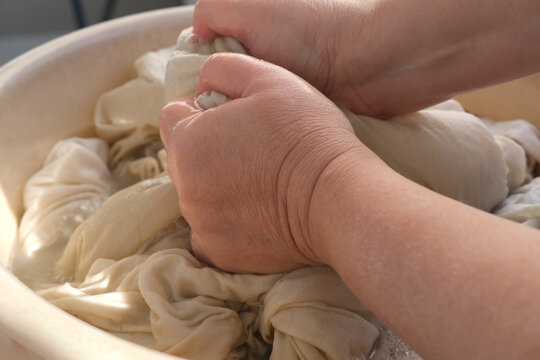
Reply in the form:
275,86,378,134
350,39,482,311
159,53,379,273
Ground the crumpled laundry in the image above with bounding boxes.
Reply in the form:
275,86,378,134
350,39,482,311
95,47,173,167
15,26,540,360
19,138,111,256
15,138,111,288
495,177,540,228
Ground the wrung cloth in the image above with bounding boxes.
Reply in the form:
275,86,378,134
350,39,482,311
17,27,540,360
164,29,528,212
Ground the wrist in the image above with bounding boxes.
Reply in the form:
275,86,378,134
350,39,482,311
305,145,392,269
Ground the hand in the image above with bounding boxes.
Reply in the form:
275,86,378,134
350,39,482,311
159,53,379,273
192,0,383,116
193,0,540,118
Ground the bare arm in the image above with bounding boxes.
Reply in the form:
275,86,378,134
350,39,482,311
352,0,540,116
309,151,540,360
193,0,540,117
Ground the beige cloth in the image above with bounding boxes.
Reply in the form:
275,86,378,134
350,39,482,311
18,26,540,360
346,108,512,210
495,177,540,228
95,48,172,167
482,118,540,164
19,138,111,256
50,173,381,359
55,175,181,282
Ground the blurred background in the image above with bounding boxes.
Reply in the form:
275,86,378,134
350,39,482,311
0,0,197,65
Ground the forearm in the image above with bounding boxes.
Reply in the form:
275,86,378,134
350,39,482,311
350,0,540,117
309,151,540,360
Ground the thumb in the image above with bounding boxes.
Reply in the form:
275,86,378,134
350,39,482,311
159,97,200,149
197,53,279,100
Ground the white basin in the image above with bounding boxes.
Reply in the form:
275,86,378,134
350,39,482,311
1,5,539,359
0,7,193,360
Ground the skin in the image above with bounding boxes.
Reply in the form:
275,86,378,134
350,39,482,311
192,0,540,118
160,54,367,272
160,0,540,359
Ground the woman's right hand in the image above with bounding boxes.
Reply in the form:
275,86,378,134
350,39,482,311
193,0,540,118
192,0,382,116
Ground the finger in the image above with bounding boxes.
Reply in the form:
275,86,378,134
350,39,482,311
159,97,200,149
193,0,254,44
197,53,277,100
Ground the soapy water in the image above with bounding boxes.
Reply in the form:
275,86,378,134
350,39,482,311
11,195,108,289
10,139,168,289
366,321,421,360
380,326,420,360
